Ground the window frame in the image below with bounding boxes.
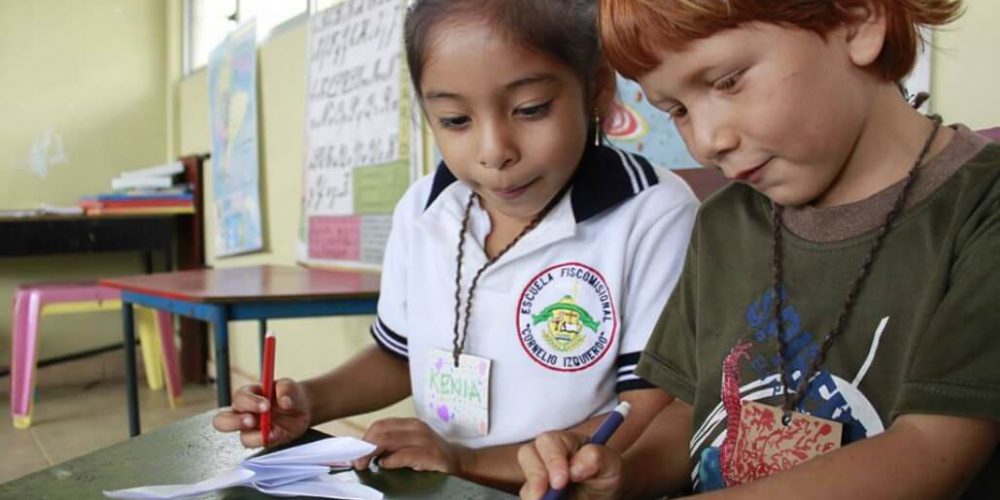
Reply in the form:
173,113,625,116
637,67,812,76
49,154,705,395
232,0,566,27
182,0,311,76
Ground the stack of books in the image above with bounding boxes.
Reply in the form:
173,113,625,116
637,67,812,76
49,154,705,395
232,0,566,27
80,161,195,215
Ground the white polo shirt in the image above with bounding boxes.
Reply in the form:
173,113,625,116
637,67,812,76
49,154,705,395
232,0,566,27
370,144,699,448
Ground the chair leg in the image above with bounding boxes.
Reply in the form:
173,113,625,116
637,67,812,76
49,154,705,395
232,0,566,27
155,311,183,408
135,307,165,391
10,291,42,429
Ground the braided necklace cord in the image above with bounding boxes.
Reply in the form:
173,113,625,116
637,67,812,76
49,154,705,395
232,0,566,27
451,187,568,367
772,115,943,422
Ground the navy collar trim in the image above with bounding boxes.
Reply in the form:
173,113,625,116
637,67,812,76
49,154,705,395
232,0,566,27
423,144,659,223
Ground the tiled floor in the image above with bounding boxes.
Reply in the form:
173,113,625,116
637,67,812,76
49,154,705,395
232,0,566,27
0,350,217,483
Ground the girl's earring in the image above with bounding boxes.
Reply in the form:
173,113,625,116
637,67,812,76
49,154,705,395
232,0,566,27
594,110,602,146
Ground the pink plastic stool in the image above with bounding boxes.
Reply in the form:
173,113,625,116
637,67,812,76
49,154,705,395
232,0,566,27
9,282,182,428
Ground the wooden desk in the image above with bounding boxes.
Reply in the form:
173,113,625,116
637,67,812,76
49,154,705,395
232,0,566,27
0,213,178,271
100,265,380,436
0,210,214,383
0,410,515,499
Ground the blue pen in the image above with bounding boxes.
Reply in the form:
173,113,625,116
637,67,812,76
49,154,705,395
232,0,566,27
542,401,631,500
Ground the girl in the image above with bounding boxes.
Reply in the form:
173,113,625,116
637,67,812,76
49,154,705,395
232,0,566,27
519,0,1000,498
214,0,698,490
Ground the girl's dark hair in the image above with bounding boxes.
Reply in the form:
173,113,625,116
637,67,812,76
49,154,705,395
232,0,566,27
404,0,613,112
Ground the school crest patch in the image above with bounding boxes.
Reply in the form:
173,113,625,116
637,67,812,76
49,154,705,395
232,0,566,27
517,262,617,371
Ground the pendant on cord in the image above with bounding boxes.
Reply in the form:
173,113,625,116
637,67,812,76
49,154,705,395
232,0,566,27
426,347,492,438
726,401,842,486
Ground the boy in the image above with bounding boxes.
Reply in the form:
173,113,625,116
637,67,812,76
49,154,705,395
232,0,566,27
518,1,1000,498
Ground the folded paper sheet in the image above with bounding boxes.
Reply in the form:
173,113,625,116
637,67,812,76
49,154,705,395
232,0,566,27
103,437,383,499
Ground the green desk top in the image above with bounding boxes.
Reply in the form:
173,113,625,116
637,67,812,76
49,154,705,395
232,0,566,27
0,411,516,499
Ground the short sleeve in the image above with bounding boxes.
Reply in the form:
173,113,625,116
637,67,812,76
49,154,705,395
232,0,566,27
635,214,701,403
617,186,698,393
895,198,1000,421
368,188,419,361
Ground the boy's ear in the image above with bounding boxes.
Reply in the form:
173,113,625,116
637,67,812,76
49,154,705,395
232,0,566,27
843,1,888,68
593,62,617,119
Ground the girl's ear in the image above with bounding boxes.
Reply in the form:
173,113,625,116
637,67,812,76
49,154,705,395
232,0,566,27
842,1,888,68
593,62,617,120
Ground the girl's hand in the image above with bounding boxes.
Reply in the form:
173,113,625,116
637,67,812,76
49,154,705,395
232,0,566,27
211,377,312,448
354,417,471,474
517,430,624,500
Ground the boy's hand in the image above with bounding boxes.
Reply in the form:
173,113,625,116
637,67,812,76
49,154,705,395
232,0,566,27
354,417,470,474
518,430,624,500
212,377,311,448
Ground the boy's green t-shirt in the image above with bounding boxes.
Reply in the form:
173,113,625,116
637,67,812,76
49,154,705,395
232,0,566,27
639,127,1000,495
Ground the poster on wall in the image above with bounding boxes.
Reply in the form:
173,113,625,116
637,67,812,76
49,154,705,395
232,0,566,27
604,76,698,169
208,21,264,257
298,0,412,270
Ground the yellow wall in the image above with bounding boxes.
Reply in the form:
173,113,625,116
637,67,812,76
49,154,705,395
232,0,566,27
0,0,168,360
177,22,411,428
933,0,1000,129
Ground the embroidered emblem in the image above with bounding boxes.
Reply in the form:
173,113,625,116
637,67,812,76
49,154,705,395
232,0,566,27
535,294,599,352
517,262,617,371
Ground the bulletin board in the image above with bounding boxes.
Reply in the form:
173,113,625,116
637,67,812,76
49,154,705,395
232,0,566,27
297,0,417,271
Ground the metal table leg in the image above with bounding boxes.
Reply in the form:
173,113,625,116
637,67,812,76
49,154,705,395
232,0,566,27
213,306,231,407
123,302,140,437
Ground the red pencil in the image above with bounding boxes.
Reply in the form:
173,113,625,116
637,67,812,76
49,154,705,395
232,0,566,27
260,331,276,447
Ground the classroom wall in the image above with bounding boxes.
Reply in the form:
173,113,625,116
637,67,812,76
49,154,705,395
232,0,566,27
933,0,1000,129
177,22,411,428
0,0,169,362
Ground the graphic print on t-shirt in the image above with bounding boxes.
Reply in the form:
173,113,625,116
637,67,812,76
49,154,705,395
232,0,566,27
516,262,617,372
693,287,889,491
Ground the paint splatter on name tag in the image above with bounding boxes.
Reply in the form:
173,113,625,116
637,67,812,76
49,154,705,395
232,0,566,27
727,401,842,486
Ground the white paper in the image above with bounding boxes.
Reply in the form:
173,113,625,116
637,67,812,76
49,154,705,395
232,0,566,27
102,469,254,499
103,437,382,499
256,473,382,499
242,464,330,488
246,436,375,467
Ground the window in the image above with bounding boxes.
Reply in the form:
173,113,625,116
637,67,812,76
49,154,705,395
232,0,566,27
185,0,308,73
312,0,340,11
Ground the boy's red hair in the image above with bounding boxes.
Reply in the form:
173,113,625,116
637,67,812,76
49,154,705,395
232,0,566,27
599,0,962,81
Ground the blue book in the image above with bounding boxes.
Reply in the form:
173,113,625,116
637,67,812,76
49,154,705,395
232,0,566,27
86,192,193,202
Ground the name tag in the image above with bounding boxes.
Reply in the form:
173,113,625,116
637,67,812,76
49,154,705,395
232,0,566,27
727,401,843,486
425,348,491,437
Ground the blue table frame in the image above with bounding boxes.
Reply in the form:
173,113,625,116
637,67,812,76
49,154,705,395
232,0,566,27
104,265,380,437
120,292,377,437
